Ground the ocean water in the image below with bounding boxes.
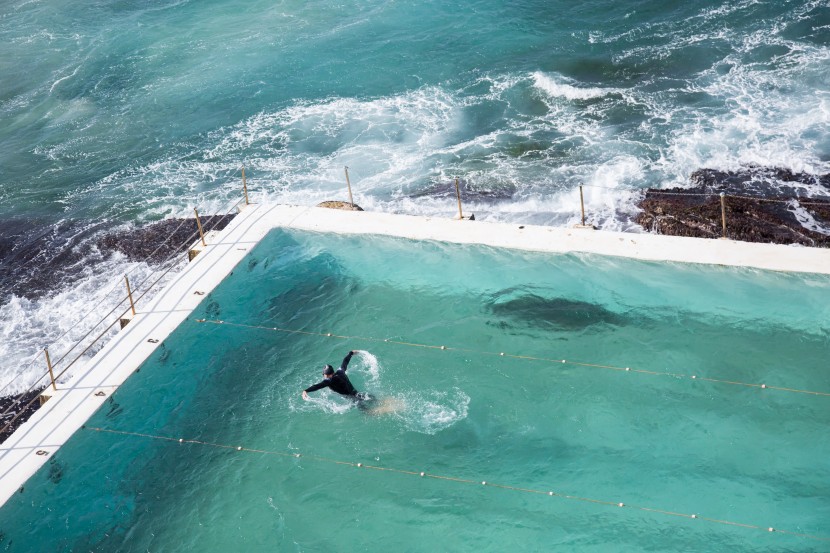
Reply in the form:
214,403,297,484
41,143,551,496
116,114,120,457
1,229,829,551
0,2,829,409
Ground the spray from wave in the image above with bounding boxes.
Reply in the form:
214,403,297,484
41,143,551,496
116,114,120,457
2,0,828,397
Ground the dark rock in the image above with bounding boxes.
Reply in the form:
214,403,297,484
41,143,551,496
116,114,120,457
409,178,516,202
0,387,46,444
0,214,237,305
689,166,830,196
0,219,110,302
97,215,236,263
636,173,830,247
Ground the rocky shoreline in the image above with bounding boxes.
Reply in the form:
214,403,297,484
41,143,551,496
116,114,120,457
0,215,238,444
0,214,238,304
635,168,830,247
3,170,829,444
97,214,237,262
0,388,45,444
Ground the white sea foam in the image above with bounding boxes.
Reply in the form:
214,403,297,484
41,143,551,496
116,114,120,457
0,251,187,395
665,45,830,183
531,72,621,101
699,0,765,23
787,200,830,236
5,0,829,399
49,64,81,94
72,37,825,237
599,3,830,189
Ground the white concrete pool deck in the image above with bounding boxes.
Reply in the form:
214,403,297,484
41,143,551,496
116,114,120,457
2,202,830,508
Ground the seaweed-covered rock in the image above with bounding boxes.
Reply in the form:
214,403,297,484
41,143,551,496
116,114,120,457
0,388,46,444
690,166,830,191
636,186,830,247
316,201,364,211
97,215,236,263
0,219,110,301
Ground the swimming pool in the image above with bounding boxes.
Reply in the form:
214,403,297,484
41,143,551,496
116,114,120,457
1,228,829,552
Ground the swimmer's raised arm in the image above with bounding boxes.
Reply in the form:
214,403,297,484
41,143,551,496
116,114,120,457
340,350,356,372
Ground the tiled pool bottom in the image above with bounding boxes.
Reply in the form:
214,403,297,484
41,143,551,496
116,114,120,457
2,228,829,552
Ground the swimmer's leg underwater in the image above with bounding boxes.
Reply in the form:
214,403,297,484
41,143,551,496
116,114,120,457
354,393,405,416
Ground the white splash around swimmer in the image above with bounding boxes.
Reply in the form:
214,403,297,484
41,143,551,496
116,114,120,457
351,350,381,384
355,351,469,434
301,350,470,434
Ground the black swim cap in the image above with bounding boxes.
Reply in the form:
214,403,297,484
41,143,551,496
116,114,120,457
323,364,334,376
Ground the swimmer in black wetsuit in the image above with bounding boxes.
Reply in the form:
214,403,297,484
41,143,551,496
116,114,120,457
302,350,365,400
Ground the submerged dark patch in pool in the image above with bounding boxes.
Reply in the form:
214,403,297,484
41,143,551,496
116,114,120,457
105,397,123,419
48,458,63,485
158,344,171,364
485,287,624,331
204,297,221,320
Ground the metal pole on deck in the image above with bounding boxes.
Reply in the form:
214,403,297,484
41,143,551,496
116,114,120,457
125,275,136,316
579,184,586,227
455,178,464,220
344,167,354,208
720,193,727,238
242,165,250,206
44,347,56,392
194,208,207,246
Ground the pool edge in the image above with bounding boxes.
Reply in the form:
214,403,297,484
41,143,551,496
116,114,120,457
2,203,829,509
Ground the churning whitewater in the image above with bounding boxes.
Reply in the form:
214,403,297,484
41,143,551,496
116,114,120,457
0,0,828,390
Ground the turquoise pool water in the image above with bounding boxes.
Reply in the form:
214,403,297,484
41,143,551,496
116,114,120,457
2,229,829,552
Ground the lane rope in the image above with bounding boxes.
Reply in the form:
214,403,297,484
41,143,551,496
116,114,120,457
86,426,830,543
194,319,830,398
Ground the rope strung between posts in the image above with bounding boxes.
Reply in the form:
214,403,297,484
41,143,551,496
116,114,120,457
0,214,206,399
579,184,830,206
0,224,200,416
0,199,244,437
0,173,247,396
1,163,241,285
0,277,130,400
85,426,830,543
194,319,830,398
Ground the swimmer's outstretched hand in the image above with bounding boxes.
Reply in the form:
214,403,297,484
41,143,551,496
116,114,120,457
302,391,309,401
